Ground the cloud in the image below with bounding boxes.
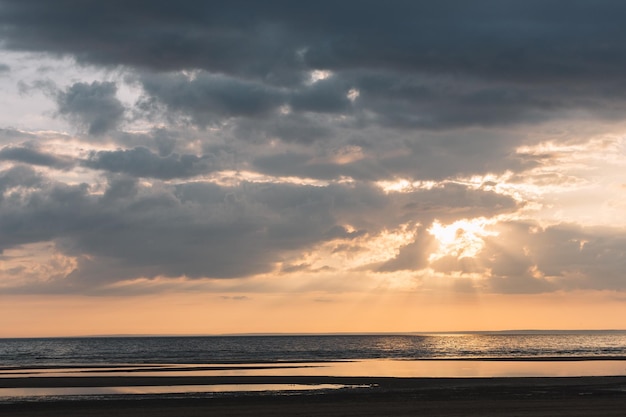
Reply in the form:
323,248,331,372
0,145,74,169
376,227,435,272
456,221,626,294
82,147,220,179
1,1,626,301
2,1,626,83
0,165,521,292
289,77,352,114
0,165,43,204
138,72,286,126
220,295,250,301
0,128,37,145
3,1,626,133
56,81,125,135
234,113,333,144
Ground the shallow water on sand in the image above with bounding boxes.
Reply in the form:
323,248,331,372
2,358,626,379
0,383,364,401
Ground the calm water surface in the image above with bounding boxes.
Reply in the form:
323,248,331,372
1,333,626,401
2,332,626,367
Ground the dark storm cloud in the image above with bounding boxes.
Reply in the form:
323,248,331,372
133,65,612,136
3,0,626,132
82,147,220,179
289,77,353,114
139,72,286,125
346,71,564,129
2,1,626,83
136,71,356,132
0,145,74,169
56,81,125,135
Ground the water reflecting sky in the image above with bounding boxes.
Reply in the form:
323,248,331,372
2,359,626,379
2,333,626,367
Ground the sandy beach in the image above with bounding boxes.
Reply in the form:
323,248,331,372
2,376,626,416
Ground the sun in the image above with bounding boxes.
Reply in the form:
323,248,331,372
427,218,498,261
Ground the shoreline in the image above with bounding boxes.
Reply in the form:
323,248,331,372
4,354,626,370
2,374,626,389
3,358,626,380
2,376,626,417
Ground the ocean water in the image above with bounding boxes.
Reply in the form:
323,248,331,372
2,332,626,367
2,332,626,401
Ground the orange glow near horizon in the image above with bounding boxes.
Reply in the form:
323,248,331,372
2,290,626,338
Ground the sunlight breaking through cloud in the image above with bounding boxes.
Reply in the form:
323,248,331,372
428,218,499,262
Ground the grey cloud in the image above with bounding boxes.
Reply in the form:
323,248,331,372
372,183,519,273
0,177,86,251
331,182,518,233
0,63,9,73
289,77,352,114
82,147,221,179
99,176,139,202
152,129,177,157
108,128,182,157
376,227,435,272
139,72,286,125
252,151,388,181
0,165,43,205
0,128,37,145
347,71,564,130
17,78,58,97
378,219,626,294
481,221,626,293
4,0,626,296
56,81,125,135
136,66,581,136
394,182,519,224
0,145,74,169
251,127,530,182
0,1,306,80
3,1,626,133
280,263,311,274
3,1,626,84
0,168,520,292
323,225,367,240
234,113,333,144
0,175,342,284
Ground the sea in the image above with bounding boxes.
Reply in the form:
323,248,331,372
2,332,626,401
3,332,626,366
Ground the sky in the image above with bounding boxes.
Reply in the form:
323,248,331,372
1,1,626,337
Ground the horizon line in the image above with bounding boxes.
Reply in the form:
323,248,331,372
3,329,626,339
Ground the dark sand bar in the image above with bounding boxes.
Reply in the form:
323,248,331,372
2,376,626,416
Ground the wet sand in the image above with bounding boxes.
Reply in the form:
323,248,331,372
2,376,626,416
